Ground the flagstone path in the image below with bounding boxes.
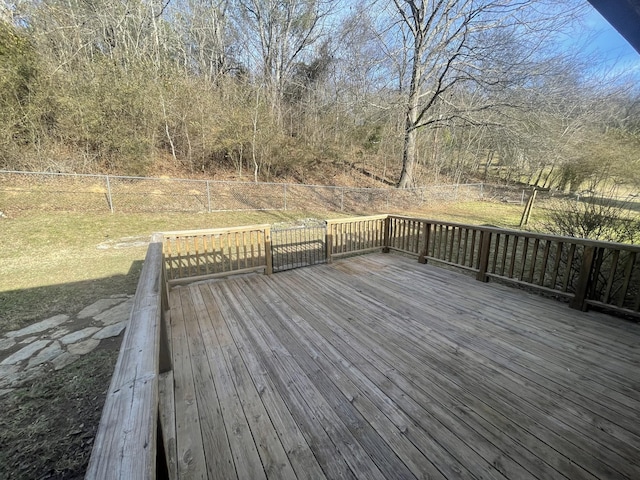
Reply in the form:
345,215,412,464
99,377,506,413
0,295,133,397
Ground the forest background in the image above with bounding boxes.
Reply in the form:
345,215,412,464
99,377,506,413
1,0,639,194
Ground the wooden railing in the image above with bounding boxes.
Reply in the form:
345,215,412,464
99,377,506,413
160,216,639,315
163,224,273,285
386,215,640,316
326,215,388,260
86,233,171,479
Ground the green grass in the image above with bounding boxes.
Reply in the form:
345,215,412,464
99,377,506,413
0,209,341,332
408,200,525,228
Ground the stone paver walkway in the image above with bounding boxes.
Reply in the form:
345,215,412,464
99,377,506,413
0,295,134,397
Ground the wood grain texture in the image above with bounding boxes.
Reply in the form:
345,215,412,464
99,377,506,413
86,234,164,480
162,253,640,480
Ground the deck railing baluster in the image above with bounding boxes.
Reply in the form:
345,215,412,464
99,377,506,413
160,215,639,315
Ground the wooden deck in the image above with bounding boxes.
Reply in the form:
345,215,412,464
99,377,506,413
160,253,640,480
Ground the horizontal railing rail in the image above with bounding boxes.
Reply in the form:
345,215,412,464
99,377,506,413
163,224,273,285
86,233,171,479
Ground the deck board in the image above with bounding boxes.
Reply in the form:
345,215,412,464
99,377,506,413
164,253,640,480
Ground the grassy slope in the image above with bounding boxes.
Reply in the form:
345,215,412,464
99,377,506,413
0,202,525,479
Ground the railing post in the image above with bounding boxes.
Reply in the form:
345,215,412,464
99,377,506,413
159,256,172,374
382,216,391,253
326,222,333,263
570,245,596,311
264,226,273,275
418,222,431,264
476,230,492,282
105,175,114,214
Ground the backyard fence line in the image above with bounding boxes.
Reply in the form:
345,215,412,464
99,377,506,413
0,169,493,214
0,170,629,217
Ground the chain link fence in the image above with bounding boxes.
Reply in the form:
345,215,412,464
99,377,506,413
0,170,485,215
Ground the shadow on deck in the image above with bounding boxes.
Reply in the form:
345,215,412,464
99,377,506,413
161,253,640,480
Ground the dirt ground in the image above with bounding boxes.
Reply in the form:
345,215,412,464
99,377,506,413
0,338,120,479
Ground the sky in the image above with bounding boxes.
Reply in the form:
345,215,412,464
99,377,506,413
579,4,640,81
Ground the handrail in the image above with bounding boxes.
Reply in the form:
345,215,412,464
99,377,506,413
86,233,170,479
390,215,640,252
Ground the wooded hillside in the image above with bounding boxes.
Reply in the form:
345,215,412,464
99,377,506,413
1,0,639,192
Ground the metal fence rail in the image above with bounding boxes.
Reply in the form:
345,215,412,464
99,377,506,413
0,170,485,215
271,225,327,272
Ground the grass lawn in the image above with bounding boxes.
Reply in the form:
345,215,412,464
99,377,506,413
0,201,526,478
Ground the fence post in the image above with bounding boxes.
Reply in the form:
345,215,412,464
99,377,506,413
570,245,596,311
105,175,114,213
284,184,287,210
206,180,211,213
264,226,273,275
382,216,391,253
418,222,431,264
476,230,492,282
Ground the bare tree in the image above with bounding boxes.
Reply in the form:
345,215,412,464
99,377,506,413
389,0,582,188
172,0,230,80
235,0,335,117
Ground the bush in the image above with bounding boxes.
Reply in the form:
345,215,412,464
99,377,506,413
543,193,640,244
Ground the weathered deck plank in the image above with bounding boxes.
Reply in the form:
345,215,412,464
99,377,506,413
169,288,207,479
164,253,640,480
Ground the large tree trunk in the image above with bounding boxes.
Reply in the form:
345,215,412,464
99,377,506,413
398,125,417,188
397,38,423,189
